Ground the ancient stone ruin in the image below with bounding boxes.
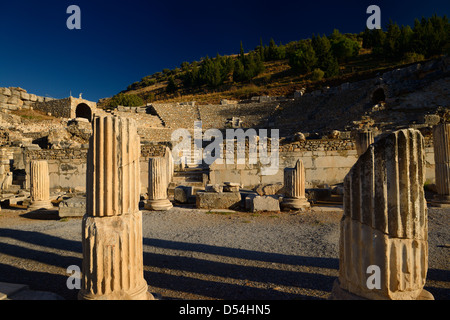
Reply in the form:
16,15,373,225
432,123,450,207
29,160,53,210
281,159,310,210
145,156,173,211
331,128,434,300
355,130,374,157
79,115,153,300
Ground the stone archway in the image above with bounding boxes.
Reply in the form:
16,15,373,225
75,103,92,121
372,88,386,104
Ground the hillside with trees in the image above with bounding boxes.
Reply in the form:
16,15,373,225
100,14,450,107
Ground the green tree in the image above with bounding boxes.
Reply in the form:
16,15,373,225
383,20,402,59
331,36,360,62
110,93,144,107
166,76,178,93
239,41,245,61
180,61,190,71
399,25,414,56
312,34,339,77
289,41,317,74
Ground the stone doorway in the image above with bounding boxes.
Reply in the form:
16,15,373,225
75,103,92,121
371,88,386,104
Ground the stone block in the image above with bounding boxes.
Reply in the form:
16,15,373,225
0,88,11,96
247,195,280,212
20,92,30,101
58,197,86,217
196,191,241,210
254,183,283,196
174,186,195,204
223,182,240,192
205,184,223,193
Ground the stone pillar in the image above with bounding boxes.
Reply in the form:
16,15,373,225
164,146,174,185
355,130,374,157
281,160,310,210
29,160,53,210
0,148,12,191
79,115,153,300
432,123,450,207
145,157,173,211
331,129,433,300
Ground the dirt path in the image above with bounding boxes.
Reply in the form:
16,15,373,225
0,206,448,300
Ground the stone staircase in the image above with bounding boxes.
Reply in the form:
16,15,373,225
168,167,208,199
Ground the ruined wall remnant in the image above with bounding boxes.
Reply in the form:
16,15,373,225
432,123,450,207
33,96,96,120
0,87,49,111
332,128,433,300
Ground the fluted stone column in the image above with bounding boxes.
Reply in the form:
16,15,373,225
331,129,433,300
281,160,310,210
145,157,173,211
165,146,174,185
79,115,153,300
432,123,450,207
355,130,374,157
29,160,53,210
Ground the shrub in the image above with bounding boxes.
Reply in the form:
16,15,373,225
311,68,325,81
401,52,425,64
110,93,144,107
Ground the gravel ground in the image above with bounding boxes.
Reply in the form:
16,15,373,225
0,205,448,300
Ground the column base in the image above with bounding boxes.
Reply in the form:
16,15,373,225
78,282,155,300
281,197,310,211
144,199,173,211
28,200,54,210
429,194,450,208
329,279,434,300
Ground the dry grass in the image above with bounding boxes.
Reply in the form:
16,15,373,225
11,109,56,122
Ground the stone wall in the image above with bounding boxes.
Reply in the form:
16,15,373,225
32,97,97,119
16,135,437,193
33,98,72,118
0,87,52,111
209,138,436,188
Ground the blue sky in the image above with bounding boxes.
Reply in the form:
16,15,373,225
0,0,449,102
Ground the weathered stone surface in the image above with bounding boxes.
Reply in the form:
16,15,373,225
29,160,53,210
174,186,195,204
205,184,223,193
332,128,433,300
196,191,241,210
85,116,141,217
58,197,86,217
145,157,172,211
255,183,284,196
80,115,153,300
282,160,310,210
432,123,450,207
355,130,374,157
80,211,151,300
247,195,280,212
164,147,174,184
223,182,240,192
